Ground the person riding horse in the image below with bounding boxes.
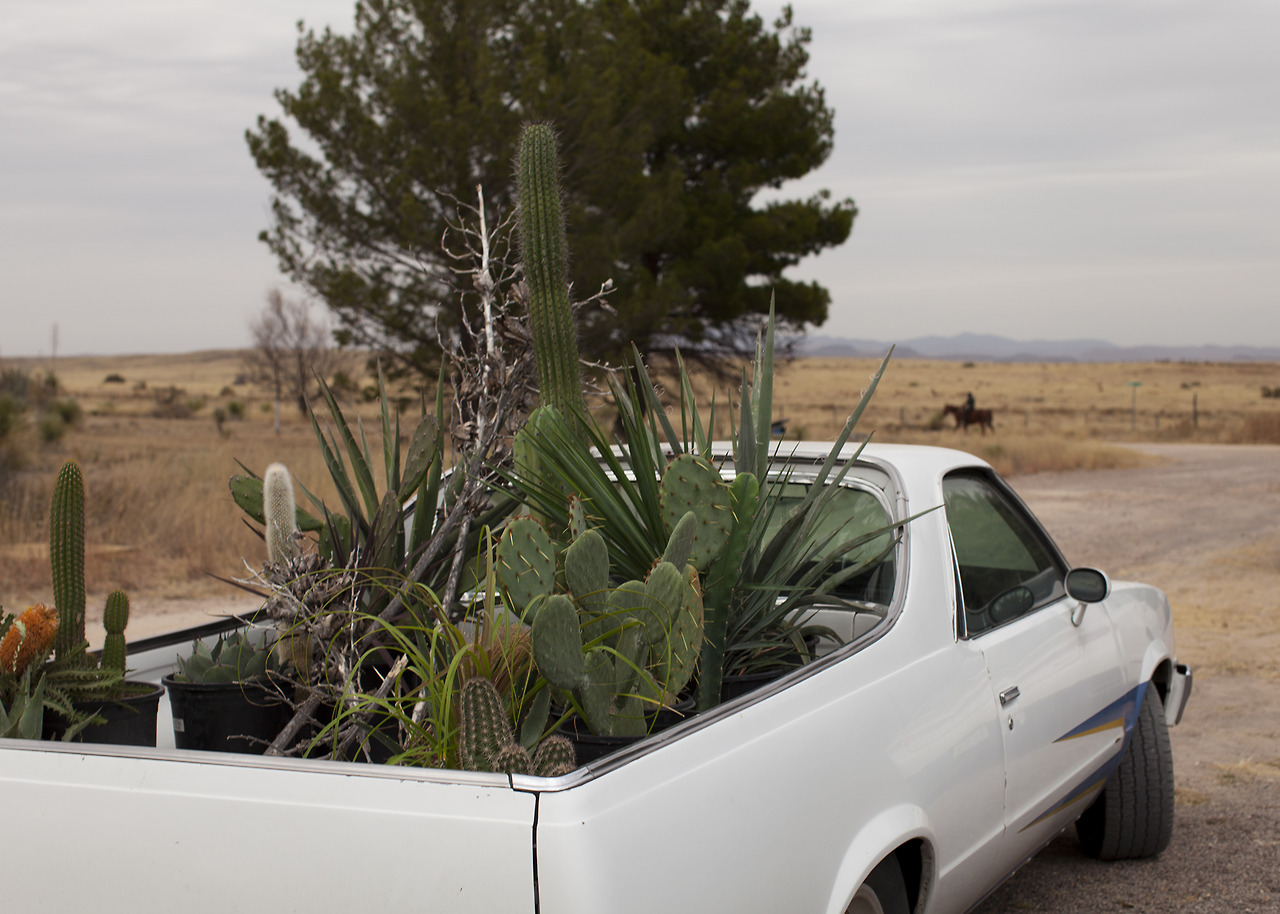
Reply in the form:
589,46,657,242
961,392,975,425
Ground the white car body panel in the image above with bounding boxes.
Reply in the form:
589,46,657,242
0,443,1186,913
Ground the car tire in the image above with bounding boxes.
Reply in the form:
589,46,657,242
844,855,909,914
1076,683,1174,859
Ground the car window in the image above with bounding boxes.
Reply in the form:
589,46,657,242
943,471,1065,636
760,482,896,607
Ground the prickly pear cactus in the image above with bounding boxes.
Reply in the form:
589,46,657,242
659,454,734,571
100,590,130,673
511,503,711,738
50,460,86,658
496,515,557,623
263,462,300,564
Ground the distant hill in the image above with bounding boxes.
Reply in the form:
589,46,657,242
796,332,1280,363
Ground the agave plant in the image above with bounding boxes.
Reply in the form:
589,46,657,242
503,304,909,712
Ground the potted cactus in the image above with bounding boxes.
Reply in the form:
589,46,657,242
37,461,163,746
163,631,291,754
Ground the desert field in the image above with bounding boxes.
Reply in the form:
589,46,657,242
3,348,1278,908
2,347,1279,620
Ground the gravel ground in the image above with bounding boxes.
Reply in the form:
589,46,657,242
973,444,1280,914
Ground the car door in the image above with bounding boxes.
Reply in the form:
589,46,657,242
944,470,1129,863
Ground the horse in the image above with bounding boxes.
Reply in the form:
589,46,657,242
942,403,995,435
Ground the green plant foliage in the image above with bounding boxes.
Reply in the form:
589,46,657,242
496,504,707,737
173,632,278,684
50,461,86,659
246,0,855,375
0,672,47,740
457,676,575,777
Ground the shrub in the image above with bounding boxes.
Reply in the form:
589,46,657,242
226,400,246,420
37,412,66,444
46,398,82,428
0,394,25,439
104,373,126,384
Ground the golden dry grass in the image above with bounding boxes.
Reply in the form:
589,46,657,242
2,349,1278,612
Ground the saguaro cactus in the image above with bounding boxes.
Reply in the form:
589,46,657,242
516,123,587,421
50,461,86,658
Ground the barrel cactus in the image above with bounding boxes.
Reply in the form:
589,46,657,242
100,591,130,673
457,676,576,777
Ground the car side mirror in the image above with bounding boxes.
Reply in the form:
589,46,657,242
1065,568,1110,625
1065,567,1110,603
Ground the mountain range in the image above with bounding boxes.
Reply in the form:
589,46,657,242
795,332,1280,363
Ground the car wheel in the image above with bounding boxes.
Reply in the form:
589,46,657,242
1076,683,1174,859
845,855,909,914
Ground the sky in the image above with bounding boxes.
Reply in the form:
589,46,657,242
2,0,1278,357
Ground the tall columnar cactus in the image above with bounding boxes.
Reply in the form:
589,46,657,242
50,460,86,658
100,590,130,673
263,462,300,564
516,123,587,422
457,676,576,776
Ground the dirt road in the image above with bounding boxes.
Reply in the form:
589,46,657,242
974,444,1280,913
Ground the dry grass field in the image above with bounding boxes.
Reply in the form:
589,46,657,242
2,348,1279,618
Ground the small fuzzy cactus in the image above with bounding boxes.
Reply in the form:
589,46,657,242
263,462,300,564
100,590,130,673
50,461,86,658
0,604,59,678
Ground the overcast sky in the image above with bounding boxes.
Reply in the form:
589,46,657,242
3,0,1277,357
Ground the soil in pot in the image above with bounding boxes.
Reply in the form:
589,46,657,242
164,676,293,754
43,681,164,747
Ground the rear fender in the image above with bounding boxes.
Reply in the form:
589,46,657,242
825,804,934,914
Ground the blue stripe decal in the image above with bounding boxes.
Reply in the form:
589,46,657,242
1053,682,1144,744
1020,682,1148,832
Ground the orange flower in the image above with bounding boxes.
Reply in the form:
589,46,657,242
0,604,60,677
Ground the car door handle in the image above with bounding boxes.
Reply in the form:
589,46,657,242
999,686,1021,707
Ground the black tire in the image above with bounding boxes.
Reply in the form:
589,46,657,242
1076,683,1174,859
844,855,910,914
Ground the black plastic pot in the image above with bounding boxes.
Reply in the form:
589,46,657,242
44,681,164,746
558,696,696,765
164,676,292,754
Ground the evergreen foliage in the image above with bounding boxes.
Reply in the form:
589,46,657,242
246,0,855,375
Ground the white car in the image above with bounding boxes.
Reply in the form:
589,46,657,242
0,443,1190,914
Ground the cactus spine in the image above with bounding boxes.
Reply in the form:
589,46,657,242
516,123,587,422
263,462,300,564
100,590,130,673
50,460,86,658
